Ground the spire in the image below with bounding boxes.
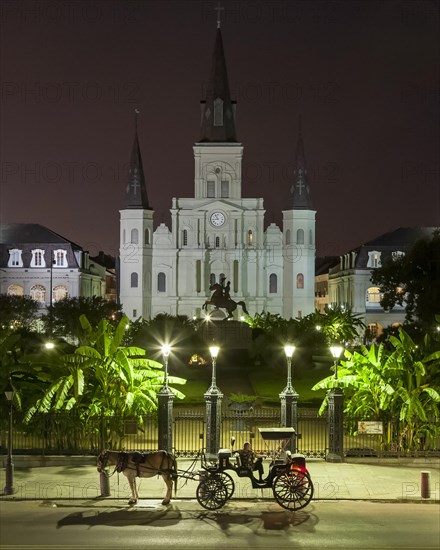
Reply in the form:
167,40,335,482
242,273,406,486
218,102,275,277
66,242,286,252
291,117,313,209
199,27,237,142
124,109,150,209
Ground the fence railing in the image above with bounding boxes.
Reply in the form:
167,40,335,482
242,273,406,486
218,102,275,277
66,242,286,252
1,409,438,459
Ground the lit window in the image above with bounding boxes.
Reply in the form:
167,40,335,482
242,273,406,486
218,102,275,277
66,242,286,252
366,287,382,304
131,272,138,288
214,97,224,126
297,229,304,245
367,250,382,268
8,249,23,267
269,273,277,293
30,284,46,303
247,230,253,246
53,285,68,302
297,273,304,289
7,284,24,296
158,272,166,292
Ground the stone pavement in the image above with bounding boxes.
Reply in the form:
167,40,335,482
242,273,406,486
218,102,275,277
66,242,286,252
1,457,439,504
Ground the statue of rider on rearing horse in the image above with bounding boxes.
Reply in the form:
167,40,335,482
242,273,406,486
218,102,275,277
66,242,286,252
202,277,249,321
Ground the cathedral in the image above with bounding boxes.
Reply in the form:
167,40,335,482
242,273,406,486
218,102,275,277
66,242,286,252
119,26,316,322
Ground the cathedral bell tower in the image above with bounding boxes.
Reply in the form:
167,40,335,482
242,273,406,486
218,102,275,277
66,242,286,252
119,112,154,320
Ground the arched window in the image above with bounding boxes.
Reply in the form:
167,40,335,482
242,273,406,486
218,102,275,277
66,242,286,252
309,229,313,245
145,229,150,245
210,273,216,286
157,272,166,292
183,229,188,246
215,236,220,248
247,230,253,246
221,178,229,198
297,229,304,245
269,273,277,293
285,229,291,245
131,272,138,288
30,284,46,303
220,273,225,283
53,285,68,302
123,229,126,244
296,273,304,289
131,228,139,245
207,178,215,198
7,284,24,296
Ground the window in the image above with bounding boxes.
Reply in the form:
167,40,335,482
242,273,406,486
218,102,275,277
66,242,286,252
367,250,382,268
220,273,225,282
392,251,405,261
8,249,23,267
7,284,24,296
366,287,382,304
145,229,150,245
210,273,216,286
285,230,290,245
133,309,137,318
131,272,138,288
215,236,220,248
297,310,302,319
53,285,68,302
247,230,253,246
196,260,201,293
233,260,239,293
183,230,188,246
296,273,304,289
131,228,139,245
31,249,45,267
207,179,215,198
214,97,224,126
157,272,166,292
309,229,313,245
297,229,304,245
30,284,46,303
269,273,277,293
221,179,229,198
54,249,67,267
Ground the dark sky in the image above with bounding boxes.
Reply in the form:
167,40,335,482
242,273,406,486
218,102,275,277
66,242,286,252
1,0,439,258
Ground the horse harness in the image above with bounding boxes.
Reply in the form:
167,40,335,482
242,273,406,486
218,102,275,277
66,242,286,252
116,451,172,478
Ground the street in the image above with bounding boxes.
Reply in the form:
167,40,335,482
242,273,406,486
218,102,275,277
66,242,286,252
0,499,438,549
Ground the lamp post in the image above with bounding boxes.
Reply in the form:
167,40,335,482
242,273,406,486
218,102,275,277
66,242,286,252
204,345,223,457
4,380,16,495
280,345,299,453
158,344,174,453
327,345,344,463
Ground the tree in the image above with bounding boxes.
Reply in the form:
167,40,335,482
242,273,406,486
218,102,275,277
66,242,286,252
371,231,440,328
25,315,186,445
0,294,40,330
312,327,440,451
43,296,122,343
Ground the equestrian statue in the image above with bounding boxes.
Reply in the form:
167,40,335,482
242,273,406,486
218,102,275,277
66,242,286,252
202,277,249,321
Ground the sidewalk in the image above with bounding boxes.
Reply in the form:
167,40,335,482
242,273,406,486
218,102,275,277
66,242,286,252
1,457,439,504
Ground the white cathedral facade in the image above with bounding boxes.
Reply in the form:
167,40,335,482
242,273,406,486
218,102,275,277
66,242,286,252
119,28,316,322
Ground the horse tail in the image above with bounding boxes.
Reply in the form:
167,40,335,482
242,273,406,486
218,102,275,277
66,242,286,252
238,301,249,315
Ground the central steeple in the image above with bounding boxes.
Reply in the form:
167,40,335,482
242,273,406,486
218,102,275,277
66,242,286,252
199,27,237,142
292,118,313,210
124,111,150,209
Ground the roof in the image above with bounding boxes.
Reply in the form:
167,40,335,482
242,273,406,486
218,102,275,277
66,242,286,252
0,223,82,248
123,117,151,210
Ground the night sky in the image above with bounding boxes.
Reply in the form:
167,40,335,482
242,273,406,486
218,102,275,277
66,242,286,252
1,0,439,258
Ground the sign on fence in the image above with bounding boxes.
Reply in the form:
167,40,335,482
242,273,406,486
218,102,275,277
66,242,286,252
358,421,383,434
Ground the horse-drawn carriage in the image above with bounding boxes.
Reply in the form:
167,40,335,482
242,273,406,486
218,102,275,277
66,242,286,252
97,427,314,511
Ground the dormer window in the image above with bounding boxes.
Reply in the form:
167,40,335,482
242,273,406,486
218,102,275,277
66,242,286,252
392,251,405,261
31,249,45,267
367,251,382,268
8,249,23,267
54,249,67,267
214,97,224,126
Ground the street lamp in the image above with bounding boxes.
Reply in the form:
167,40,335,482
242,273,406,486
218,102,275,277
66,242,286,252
208,345,220,390
4,379,16,495
330,345,344,379
283,345,296,393
161,344,171,387
280,345,298,453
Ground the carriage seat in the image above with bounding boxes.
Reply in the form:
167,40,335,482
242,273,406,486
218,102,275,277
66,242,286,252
218,448,232,468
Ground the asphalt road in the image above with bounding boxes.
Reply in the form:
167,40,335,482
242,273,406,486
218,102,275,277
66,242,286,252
0,499,439,549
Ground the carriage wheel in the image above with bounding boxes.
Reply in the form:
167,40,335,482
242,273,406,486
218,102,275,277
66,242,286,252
196,472,235,510
272,470,314,511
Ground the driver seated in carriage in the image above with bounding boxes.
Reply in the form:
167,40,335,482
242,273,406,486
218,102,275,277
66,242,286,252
239,441,264,481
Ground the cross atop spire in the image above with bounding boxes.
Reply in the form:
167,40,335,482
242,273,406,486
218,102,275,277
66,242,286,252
291,117,313,210
215,2,224,29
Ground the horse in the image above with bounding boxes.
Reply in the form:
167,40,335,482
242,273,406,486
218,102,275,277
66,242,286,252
97,450,178,506
202,283,249,320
